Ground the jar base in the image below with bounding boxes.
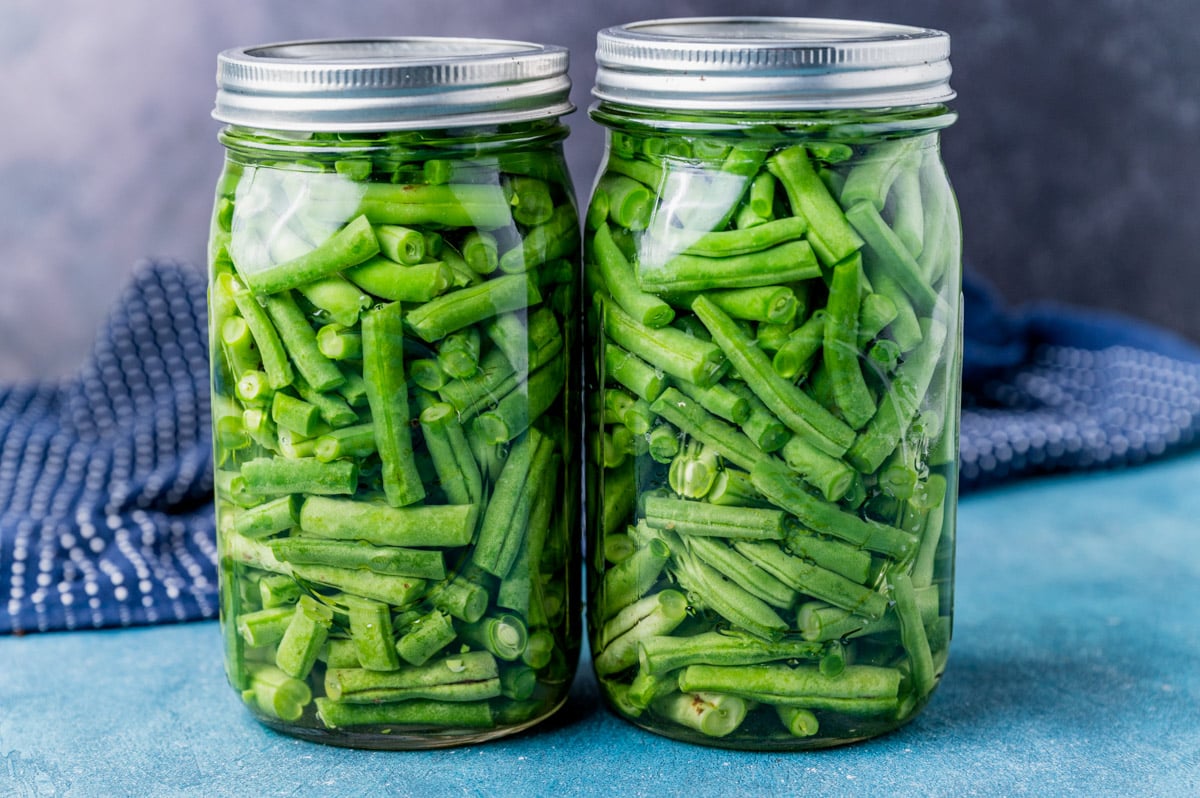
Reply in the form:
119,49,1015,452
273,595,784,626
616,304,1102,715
599,690,934,752
248,693,572,751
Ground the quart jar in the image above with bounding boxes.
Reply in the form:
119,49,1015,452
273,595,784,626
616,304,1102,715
207,38,581,748
584,18,962,749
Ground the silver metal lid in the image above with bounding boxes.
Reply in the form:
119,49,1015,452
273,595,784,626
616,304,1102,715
214,38,572,131
594,17,953,110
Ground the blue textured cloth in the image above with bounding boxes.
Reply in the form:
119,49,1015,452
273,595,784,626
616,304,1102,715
959,276,1200,489
0,262,215,634
3,262,1200,634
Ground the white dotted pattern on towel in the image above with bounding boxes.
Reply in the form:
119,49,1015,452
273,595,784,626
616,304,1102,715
960,345,1200,489
1,261,215,634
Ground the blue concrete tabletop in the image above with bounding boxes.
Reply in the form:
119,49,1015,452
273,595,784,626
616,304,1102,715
3,455,1199,797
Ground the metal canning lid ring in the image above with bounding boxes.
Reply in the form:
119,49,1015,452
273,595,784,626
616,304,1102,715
593,16,954,111
214,37,573,131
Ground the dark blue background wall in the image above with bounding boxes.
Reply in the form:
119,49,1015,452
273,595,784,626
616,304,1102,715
2,0,1198,377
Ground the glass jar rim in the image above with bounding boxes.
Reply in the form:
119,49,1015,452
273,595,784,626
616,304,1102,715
593,17,954,111
213,37,573,132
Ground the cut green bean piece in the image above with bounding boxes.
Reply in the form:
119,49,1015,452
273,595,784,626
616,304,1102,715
271,391,322,437
652,691,748,738
291,564,426,608
658,215,807,259
846,201,939,313
396,610,457,667
315,324,362,361
672,545,789,642
429,575,489,624
673,379,750,425
824,257,877,429
410,358,447,392
767,146,864,266
605,155,664,191
707,468,768,507
650,387,766,473
692,296,854,456
313,423,376,463
598,174,653,231
361,302,425,507
324,650,501,703
779,434,856,503
599,538,672,623
461,614,529,662
344,256,453,303
857,293,899,347
407,274,540,343
351,183,512,230
499,205,580,273
243,664,312,722
240,457,357,497
315,698,494,729
437,348,518,419
471,427,536,568
678,663,901,714
507,175,554,226
605,344,667,402
462,231,499,274
643,495,788,540
638,631,825,676
772,310,826,381
840,139,920,211
233,495,300,540
777,706,820,737
221,316,262,378
241,215,380,295
344,596,401,672
419,402,482,505
271,538,445,580
275,595,333,680
735,539,887,620
603,297,725,389
263,291,346,392
259,573,300,608
668,440,720,499
704,285,799,326
724,382,789,453
229,276,294,389
637,240,820,294
891,570,936,697
846,318,948,473
785,529,873,585
889,156,925,257
237,606,296,648
298,496,476,547
296,275,371,328
751,459,917,559
375,224,426,265
473,430,553,577
683,537,796,608
437,328,481,379
797,584,939,642
474,355,565,445
594,222,674,328
594,589,688,676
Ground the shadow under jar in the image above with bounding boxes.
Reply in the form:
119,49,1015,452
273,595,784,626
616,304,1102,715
583,17,962,750
208,38,582,749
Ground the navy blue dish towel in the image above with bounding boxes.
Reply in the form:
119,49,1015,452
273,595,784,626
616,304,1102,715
3,260,1200,634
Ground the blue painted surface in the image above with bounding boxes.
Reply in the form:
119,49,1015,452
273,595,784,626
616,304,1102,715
3,456,1199,797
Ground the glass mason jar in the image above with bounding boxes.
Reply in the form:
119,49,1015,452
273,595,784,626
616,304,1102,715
584,18,962,749
207,39,581,748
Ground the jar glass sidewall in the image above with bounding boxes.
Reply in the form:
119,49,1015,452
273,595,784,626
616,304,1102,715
583,104,960,749
208,118,582,748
